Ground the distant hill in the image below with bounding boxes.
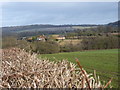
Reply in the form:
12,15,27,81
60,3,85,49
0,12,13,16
2,20,119,37
107,20,120,27
2,24,98,32
2,24,98,37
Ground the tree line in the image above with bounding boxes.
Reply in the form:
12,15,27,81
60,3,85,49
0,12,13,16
2,34,119,54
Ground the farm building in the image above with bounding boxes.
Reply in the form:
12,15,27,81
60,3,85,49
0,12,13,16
56,36,65,40
108,32,120,36
17,37,27,40
27,37,33,42
37,35,46,41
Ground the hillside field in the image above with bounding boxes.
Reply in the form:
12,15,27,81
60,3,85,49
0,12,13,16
38,49,119,87
58,39,82,46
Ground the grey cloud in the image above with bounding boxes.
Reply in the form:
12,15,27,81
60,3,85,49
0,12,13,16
2,2,118,26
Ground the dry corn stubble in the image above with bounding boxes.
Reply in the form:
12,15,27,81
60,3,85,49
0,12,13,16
1,48,112,88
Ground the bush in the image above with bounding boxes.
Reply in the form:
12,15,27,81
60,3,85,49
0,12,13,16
81,36,119,50
32,41,60,54
2,36,18,49
60,43,83,52
2,36,32,51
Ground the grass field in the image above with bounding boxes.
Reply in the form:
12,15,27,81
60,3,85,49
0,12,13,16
58,39,82,46
38,49,119,87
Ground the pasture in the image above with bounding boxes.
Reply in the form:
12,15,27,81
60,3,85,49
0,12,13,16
38,49,119,87
58,39,82,46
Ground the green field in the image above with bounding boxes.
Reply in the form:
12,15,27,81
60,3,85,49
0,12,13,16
38,49,119,87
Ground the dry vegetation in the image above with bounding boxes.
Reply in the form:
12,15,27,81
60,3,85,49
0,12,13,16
1,48,112,88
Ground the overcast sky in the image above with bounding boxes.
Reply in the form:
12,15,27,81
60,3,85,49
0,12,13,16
1,2,118,27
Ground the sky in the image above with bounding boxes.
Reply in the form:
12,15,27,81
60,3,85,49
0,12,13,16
1,2,118,27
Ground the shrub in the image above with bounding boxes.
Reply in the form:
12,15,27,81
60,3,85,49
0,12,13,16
81,36,119,50
2,36,18,49
32,41,60,54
